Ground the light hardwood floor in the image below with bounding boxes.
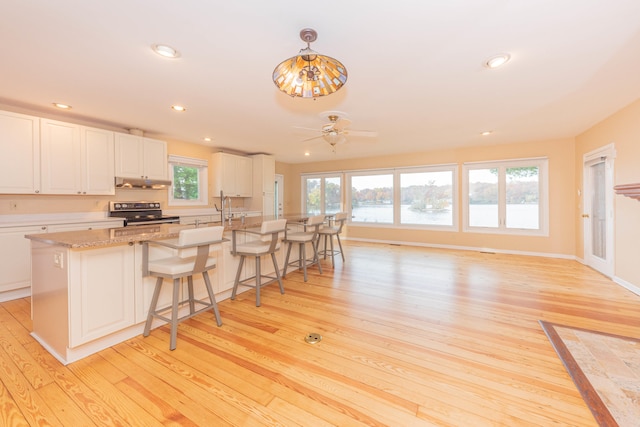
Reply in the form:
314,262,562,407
2,241,640,426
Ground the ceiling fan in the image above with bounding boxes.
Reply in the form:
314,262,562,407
295,113,378,151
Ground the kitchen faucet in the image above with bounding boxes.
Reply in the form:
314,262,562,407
216,190,232,225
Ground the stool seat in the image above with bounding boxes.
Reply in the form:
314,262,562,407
231,219,287,307
143,226,225,350
283,214,325,282
148,256,217,276
318,212,347,267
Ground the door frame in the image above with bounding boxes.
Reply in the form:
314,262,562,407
275,174,284,217
582,143,615,277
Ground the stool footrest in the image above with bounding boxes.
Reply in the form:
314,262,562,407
146,299,217,327
236,274,280,289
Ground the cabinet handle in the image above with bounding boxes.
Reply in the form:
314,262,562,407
35,190,40,193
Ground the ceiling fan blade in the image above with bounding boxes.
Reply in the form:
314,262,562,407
293,126,322,133
300,135,325,142
332,118,352,131
344,129,378,138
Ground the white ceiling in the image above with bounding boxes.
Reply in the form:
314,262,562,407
2,1,640,164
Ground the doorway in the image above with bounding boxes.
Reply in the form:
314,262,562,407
582,144,615,277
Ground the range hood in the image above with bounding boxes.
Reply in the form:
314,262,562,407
115,177,171,189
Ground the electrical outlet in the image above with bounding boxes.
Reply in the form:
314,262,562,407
53,252,64,269
9,200,18,210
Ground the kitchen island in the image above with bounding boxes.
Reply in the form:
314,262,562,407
26,216,304,365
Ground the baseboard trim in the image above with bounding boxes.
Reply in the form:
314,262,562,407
344,236,576,260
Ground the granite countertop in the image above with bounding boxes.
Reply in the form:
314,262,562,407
25,215,308,249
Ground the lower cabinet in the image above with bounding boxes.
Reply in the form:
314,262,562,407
68,244,136,347
0,219,123,303
0,225,47,298
29,227,296,364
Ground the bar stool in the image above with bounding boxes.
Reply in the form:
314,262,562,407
282,214,325,282
318,212,347,267
143,226,225,350
231,218,287,307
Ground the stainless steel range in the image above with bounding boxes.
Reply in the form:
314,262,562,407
108,201,180,226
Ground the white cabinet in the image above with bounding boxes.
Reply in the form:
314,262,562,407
115,133,167,180
0,220,122,302
31,241,136,359
0,110,40,194
40,119,81,194
0,225,48,297
211,153,252,197
249,154,276,215
81,126,116,195
68,244,136,346
40,119,115,195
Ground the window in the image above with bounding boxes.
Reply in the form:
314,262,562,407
345,165,457,228
400,168,455,227
302,174,342,215
168,155,208,206
463,158,548,235
350,173,394,224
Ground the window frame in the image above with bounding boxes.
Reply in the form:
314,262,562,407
167,155,209,207
348,170,395,225
462,157,549,236
344,164,458,230
301,173,343,215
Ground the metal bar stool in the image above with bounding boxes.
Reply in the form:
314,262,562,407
318,212,347,267
231,218,287,307
143,226,226,350
282,214,325,282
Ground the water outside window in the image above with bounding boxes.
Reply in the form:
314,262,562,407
325,177,341,214
505,166,539,229
351,174,394,223
305,178,321,215
468,168,499,227
468,166,539,229
400,171,453,225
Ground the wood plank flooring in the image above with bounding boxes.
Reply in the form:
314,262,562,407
2,241,640,426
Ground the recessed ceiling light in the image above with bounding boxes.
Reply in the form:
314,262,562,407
152,44,180,58
484,53,511,69
171,105,186,112
52,102,72,110
304,152,310,156
203,137,212,142
481,130,492,136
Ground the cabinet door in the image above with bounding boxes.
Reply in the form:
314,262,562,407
142,138,168,180
40,119,82,194
0,225,47,293
237,156,253,197
69,244,135,347
82,126,115,195
0,111,40,194
114,133,143,178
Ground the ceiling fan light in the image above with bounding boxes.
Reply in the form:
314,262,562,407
273,28,347,98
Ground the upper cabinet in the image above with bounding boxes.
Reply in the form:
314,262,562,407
0,110,41,194
211,152,252,197
249,154,276,215
40,119,115,195
114,133,168,180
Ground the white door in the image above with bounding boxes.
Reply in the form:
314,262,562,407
275,174,284,217
583,144,615,277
